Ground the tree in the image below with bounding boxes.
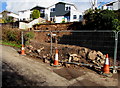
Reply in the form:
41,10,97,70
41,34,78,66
4,16,14,23
31,9,40,20
83,9,118,30
112,19,120,31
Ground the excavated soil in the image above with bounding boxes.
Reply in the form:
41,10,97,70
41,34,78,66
27,41,118,66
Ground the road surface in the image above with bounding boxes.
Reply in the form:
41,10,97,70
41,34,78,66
1,45,118,87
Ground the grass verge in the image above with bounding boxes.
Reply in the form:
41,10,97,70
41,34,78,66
0,40,21,48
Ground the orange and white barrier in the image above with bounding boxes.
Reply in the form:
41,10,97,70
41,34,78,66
103,54,110,74
53,49,59,66
21,44,26,55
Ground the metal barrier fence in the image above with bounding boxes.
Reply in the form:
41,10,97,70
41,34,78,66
23,30,120,70
53,30,115,56
118,31,120,62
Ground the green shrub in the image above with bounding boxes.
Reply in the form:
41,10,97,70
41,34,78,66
4,16,14,23
7,30,16,41
83,9,119,31
112,19,120,31
2,26,35,46
2,28,21,43
24,31,35,45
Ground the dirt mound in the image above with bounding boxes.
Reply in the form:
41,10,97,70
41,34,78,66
25,41,116,67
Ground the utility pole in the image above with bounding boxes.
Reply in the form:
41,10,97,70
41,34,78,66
90,0,98,10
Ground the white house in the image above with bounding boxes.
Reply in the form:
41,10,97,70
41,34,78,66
1,10,19,22
102,0,120,10
18,2,83,23
19,10,32,21
0,13,2,18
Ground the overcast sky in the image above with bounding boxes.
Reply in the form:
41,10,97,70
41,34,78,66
0,0,118,13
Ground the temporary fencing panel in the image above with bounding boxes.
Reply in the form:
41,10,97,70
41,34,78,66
24,30,119,68
52,31,115,59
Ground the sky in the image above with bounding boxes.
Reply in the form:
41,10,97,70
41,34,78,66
0,0,118,13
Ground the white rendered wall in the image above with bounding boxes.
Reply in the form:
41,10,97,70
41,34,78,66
19,10,32,21
45,8,50,21
0,14,2,18
7,13,19,18
70,9,82,22
47,5,55,21
113,2,120,10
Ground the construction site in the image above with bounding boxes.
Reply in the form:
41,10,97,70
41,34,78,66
1,22,120,87
1,0,120,87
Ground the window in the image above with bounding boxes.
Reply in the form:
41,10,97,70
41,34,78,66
79,15,82,19
79,15,83,21
73,15,77,19
50,17,54,22
50,9,52,12
21,11,24,13
53,8,55,12
66,7,68,11
50,17,55,22
65,16,70,22
65,6,71,11
79,15,83,20
50,17,53,21
40,9,45,13
50,8,55,12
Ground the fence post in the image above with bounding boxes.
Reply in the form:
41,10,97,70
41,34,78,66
21,31,26,55
113,31,118,73
21,31,24,45
50,31,53,57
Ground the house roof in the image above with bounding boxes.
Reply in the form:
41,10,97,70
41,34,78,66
18,1,78,12
18,9,31,12
30,6,46,11
103,0,118,6
18,5,46,12
0,10,11,14
0,10,18,15
47,2,77,10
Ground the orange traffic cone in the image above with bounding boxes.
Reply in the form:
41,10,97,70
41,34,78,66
53,49,59,65
21,44,26,55
103,54,110,74
51,49,61,67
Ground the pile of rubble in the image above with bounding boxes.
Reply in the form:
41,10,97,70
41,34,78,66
25,43,109,67
68,50,106,66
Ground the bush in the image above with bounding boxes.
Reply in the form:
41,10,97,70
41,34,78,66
2,26,35,45
24,31,35,45
7,30,16,41
4,16,14,23
83,9,119,31
2,26,21,44
112,19,120,31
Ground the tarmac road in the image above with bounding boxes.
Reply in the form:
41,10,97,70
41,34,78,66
1,45,118,87
1,45,70,87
